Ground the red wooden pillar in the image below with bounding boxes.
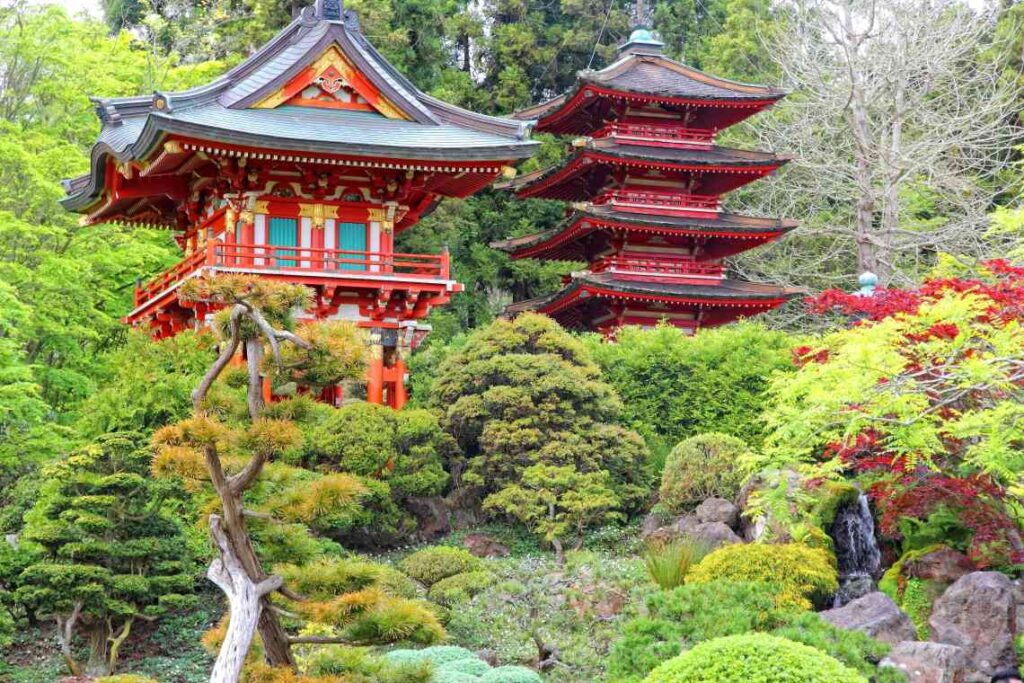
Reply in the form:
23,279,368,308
312,224,325,270
241,219,255,267
393,354,408,409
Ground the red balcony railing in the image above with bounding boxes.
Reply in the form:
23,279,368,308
595,122,715,148
593,188,721,217
592,255,724,281
133,239,451,310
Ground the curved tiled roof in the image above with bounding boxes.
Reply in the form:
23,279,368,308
62,3,536,211
516,51,785,123
491,206,797,254
506,271,801,315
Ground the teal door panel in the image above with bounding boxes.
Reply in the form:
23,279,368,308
268,217,298,267
336,222,367,271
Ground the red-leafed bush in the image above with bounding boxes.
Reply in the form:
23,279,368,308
757,262,1024,568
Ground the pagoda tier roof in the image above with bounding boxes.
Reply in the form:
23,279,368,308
515,50,786,135
506,139,789,201
62,3,536,212
491,206,797,261
506,272,801,328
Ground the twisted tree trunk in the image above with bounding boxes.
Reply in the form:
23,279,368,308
207,515,282,683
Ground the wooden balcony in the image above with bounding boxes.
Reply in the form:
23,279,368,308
131,238,454,315
593,188,721,217
594,122,715,149
590,255,724,282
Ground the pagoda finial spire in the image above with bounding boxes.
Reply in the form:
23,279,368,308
315,0,343,21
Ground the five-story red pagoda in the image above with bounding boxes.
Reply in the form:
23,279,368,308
62,0,536,408
493,29,798,337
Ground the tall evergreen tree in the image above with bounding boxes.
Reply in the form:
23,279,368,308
15,432,197,676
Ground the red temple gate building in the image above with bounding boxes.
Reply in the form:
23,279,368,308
61,0,536,408
493,29,799,337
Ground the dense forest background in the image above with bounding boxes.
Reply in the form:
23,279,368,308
2,0,1024,512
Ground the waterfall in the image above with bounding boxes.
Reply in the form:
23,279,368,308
829,493,882,606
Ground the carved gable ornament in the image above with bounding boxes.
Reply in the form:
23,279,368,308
252,45,409,120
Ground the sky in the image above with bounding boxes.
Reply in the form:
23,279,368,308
46,0,103,18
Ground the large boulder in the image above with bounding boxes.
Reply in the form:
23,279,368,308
694,497,740,529
639,515,740,549
405,496,451,540
904,547,975,584
820,591,917,645
928,571,1017,678
689,521,741,549
462,533,510,558
881,641,967,683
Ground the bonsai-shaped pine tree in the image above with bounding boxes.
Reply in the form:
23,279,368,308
151,275,370,681
431,313,651,560
483,464,622,563
15,432,196,676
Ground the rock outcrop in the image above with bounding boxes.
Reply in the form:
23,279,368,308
881,641,967,683
694,497,739,528
928,571,1017,678
820,591,917,645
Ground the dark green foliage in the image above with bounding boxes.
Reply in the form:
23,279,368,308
586,324,796,460
14,433,196,674
296,400,454,498
431,314,651,517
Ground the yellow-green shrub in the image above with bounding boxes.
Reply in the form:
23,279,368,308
644,633,866,683
658,433,750,513
686,543,837,610
428,571,494,605
398,546,482,586
95,676,160,683
277,558,418,599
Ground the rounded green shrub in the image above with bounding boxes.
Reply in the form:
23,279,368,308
95,677,160,683
428,570,495,605
607,581,787,682
479,665,543,683
771,613,904,683
435,672,480,683
658,433,750,512
438,656,492,676
644,633,867,683
686,542,837,610
399,546,483,587
385,645,479,667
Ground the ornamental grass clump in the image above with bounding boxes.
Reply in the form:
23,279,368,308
643,538,712,589
644,633,867,683
686,542,837,610
399,546,483,587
